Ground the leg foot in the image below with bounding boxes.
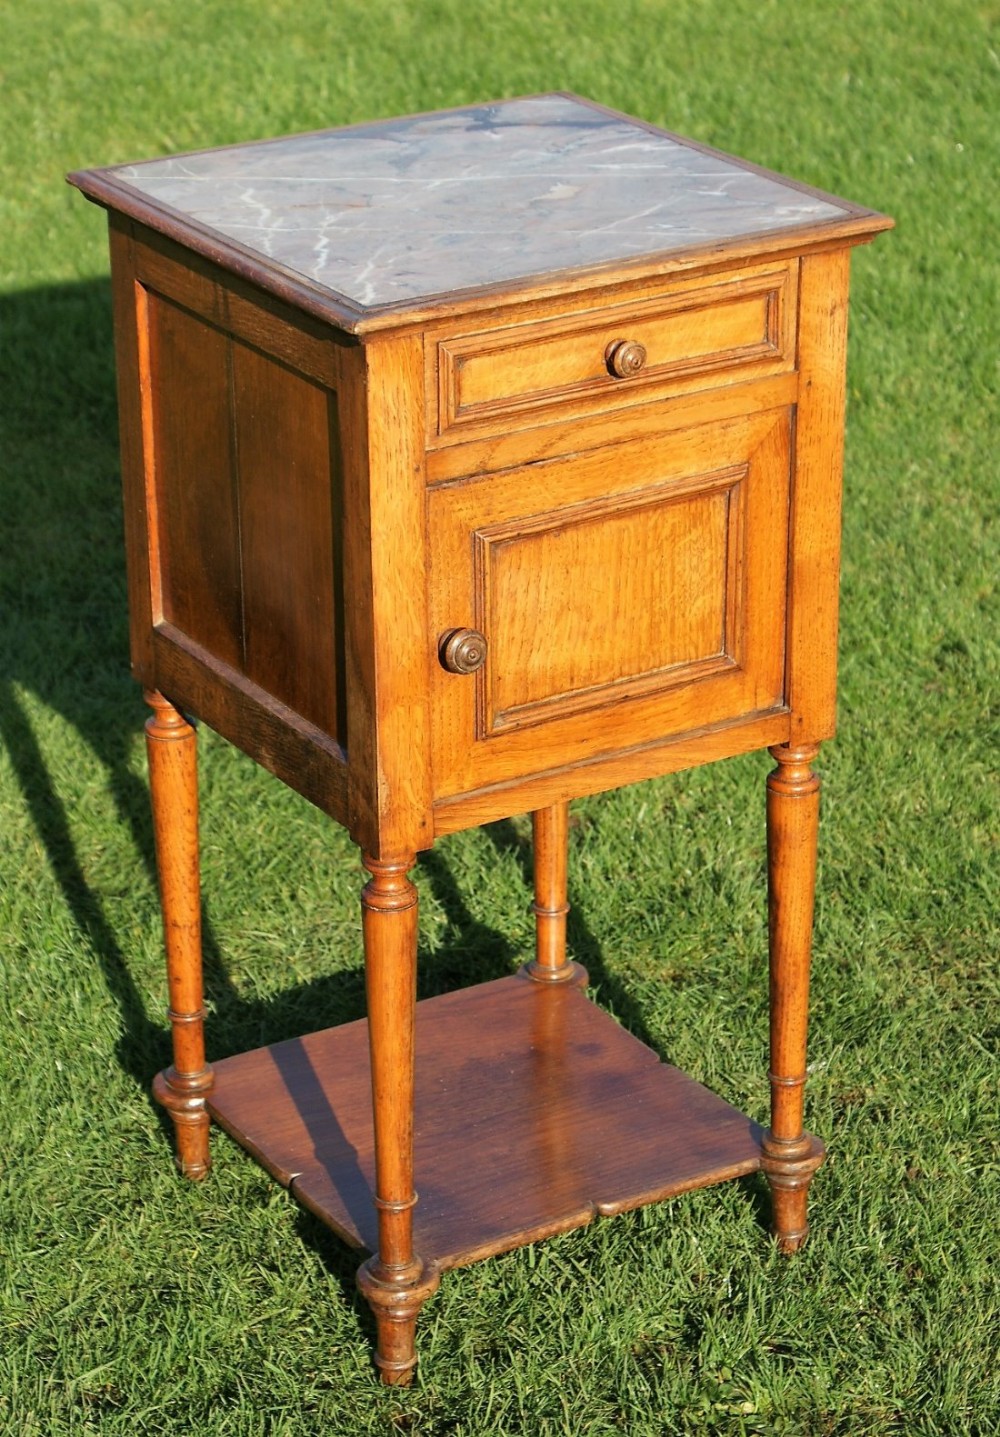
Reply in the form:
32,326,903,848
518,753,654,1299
152,1069,212,1180
145,690,213,1179
760,1132,825,1252
357,1255,441,1386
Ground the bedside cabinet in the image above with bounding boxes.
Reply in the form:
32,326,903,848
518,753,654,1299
69,94,891,1384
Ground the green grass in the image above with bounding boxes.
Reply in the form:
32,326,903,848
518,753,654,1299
1,1,998,1432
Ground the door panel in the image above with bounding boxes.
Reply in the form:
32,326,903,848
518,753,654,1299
428,408,790,801
480,466,742,732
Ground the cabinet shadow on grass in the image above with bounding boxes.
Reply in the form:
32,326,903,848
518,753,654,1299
4,277,707,1323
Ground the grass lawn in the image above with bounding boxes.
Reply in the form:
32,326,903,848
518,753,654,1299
1,1,997,1432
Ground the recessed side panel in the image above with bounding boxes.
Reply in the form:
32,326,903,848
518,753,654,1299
144,289,242,667
232,342,343,743
139,260,347,760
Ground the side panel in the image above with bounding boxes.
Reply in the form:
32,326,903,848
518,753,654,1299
109,219,351,818
232,342,341,738
145,290,242,667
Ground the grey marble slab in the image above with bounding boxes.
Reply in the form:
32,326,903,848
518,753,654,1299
111,94,851,310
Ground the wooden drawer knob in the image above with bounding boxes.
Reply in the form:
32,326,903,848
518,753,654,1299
440,628,488,674
605,339,647,378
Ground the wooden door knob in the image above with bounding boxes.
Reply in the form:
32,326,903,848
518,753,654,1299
605,339,647,378
440,628,488,674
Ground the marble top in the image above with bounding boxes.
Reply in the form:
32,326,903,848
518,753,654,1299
108,95,852,311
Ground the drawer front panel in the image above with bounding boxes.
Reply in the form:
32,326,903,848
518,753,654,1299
429,408,791,802
430,262,795,443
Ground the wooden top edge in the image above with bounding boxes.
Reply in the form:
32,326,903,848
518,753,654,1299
353,213,894,335
69,172,892,341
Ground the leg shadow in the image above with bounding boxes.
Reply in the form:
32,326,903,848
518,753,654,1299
0,681,169,1087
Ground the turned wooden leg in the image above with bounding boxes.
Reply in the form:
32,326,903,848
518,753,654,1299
145,690,213,1180
522,803,587,987
761,743,826,1251
356,855,439,1385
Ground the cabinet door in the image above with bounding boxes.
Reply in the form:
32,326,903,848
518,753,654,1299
428,408,790,803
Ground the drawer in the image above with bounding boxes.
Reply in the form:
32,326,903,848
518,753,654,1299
428,261,796,443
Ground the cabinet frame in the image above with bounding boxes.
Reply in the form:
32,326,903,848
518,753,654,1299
70,99,890,1383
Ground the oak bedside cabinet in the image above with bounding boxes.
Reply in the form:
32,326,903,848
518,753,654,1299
69,94,891,1384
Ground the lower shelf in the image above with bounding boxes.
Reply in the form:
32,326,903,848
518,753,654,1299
208,972,767,1271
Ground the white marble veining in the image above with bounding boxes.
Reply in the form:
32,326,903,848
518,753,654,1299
114,95,850,310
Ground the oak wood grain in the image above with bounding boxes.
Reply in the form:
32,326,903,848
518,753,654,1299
339,337,433,857
431,708,791,836
80,106,891,1381
481,471,737,728
133,226,348,388
152,624,348,823
424,372,799,485
786,248,852,742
